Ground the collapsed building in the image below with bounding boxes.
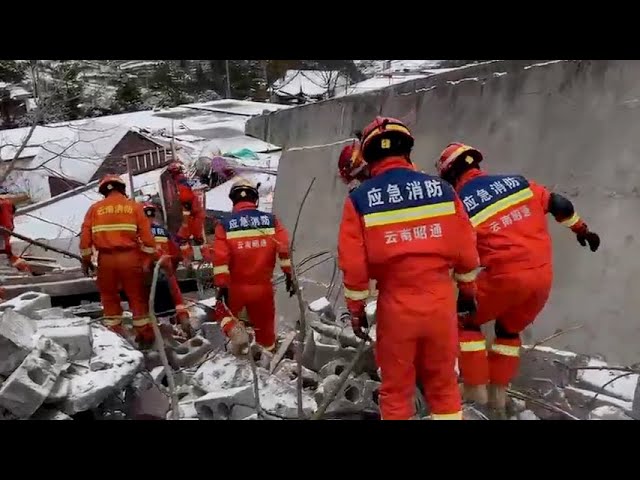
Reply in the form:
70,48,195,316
1,63,639,420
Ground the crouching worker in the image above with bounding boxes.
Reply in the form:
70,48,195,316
142,202,193,337
80,175,157,348
211,178,296,353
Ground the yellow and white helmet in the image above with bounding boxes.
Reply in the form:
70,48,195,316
228,178,260,203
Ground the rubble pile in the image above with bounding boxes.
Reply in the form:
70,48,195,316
0,291,637,420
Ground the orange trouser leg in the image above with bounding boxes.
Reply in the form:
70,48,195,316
188,215,205,243
417,312,462,419
96,253,125,328
245,284,276,351
458,328,489,386
489,267,552,386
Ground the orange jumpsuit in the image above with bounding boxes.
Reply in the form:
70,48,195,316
0,198,30,273
456,168,584,386
150,222,189,322
79,191,157,334
338,156,480,420
175,176,206,257
212,201,291,351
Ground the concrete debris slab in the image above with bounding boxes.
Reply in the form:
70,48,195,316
255,348,274,370
588,405,634,420
563,385,633,416
242,413,260,420
129,381,170,420
0,309,37,375
195,384,256,420
518,410,540,420
462,405,489,420
257,370,316,419
64,303,103,319
200,322,226,350
314,374,342,406
193,353,253,392
0,335,68,418
319,358,352,379
0,292,52,317
169,336,213,369
167,399,199,420
576,359,639,402
231,404,256,420
32,408,73,420
269,330,296,373
273,358,320,390
33,307,77,320
36,318,93,361
60,325,143,415
46,376,70,404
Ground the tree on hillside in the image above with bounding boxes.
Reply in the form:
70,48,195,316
0,61,28,128
42,61,85,122
112,76,143,112
149,62,191,107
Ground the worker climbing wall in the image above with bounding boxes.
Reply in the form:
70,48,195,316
247,60,640,365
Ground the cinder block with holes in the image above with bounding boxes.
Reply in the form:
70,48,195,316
36,319,92,361
194,385,256,420
319,358,351,379
0,334,68,418
169,336,213,368
0,309,37,376
0,292,52,317
200,322,226,350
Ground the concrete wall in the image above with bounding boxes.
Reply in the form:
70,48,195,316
250,60,640,365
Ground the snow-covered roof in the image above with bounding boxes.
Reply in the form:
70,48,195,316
25,120,129,184
272,70,345,98
181,99,288,116
336,74,428,97
354,60,445,76
13,166,167,240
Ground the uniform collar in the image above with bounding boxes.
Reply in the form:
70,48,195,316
370,156,414,177
233,201,258,212
456,168,486,192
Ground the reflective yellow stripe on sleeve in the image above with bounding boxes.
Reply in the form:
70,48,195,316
491,343,520,357
364,202,455,228
561,213,580,228
460,340,486,352
454,269,479,283
140,246,156,254
154,237,169,243
213,265,229,275
279,258,291,268
469,188,534,227
226,228,275,239
91,223,137,233
103,316,123,327
80,248,93,257
344,287,369,301
432,411,463,420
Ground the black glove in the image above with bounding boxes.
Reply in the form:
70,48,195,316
285,273,297,297
457,292,477,318
216,287,229,306
81,259,95,277
350,310,370,341
576,230,600,252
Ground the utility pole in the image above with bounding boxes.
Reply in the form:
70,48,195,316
225,60,231,98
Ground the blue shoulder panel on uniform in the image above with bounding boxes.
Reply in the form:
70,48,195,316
458,174,530,217
224,209,275,232
151,223,169,238
349,168,455,216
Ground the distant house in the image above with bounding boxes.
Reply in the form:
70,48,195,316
0,82,35,128
271,70,349,104
0,120,170,202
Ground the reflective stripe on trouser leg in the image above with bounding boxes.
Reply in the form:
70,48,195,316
132,316,151,327
488,337,521,386
431,411,462,420
103,315,123,327
458,329,489,385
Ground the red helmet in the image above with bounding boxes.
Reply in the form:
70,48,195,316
360,116,414,162
436,142,483,177
338,141,368,185
167,162,184,175
142,202,157,217
98,174,126,196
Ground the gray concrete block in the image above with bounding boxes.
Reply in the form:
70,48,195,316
36,318,93,361
32,408,73,420
231,404,256,420
169,336,213,368
200,322,226,350
0,335,68,418
274,359,321,390
563,385,633,418
0,309,37,376
45,376,70,404
194,385,256,420
588,405,633,420
518,410,540,420
0,291,52,317
33,307,77,320
319,358,351,379
130,383,170,420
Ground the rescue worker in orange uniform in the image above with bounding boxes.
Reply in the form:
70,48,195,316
338,138,369,192
436,142,601,417
167,162,206,261
79,175,157,346
0,191,31,273
212,178,296,352
338,117,480,420
142,202,192,337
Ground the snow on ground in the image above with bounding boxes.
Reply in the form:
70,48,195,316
336,74,428,97
564,386,634,412
576,358,639,401
183,99,289,116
